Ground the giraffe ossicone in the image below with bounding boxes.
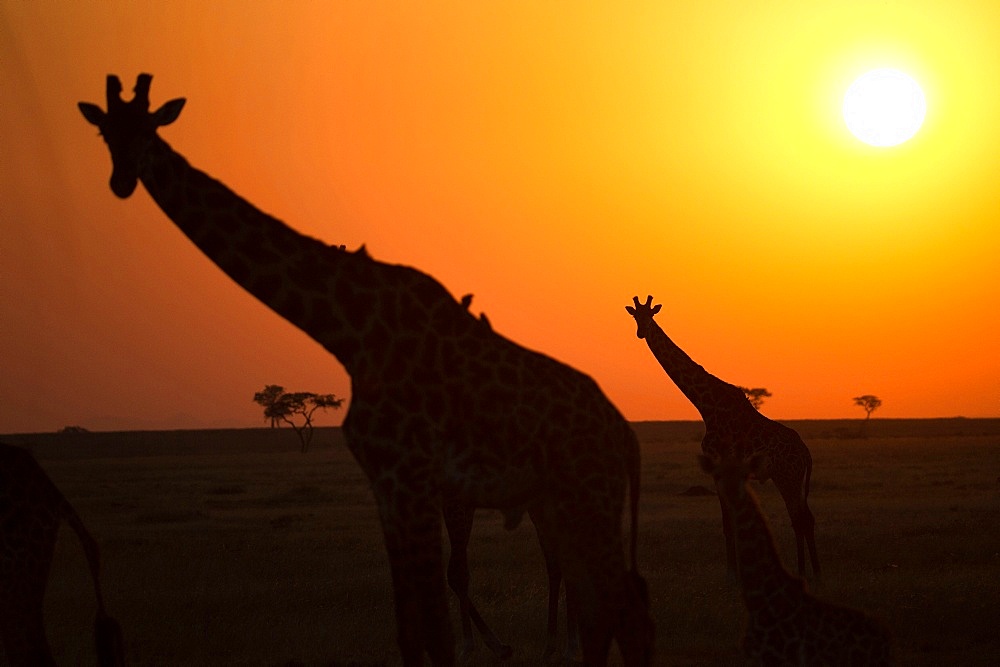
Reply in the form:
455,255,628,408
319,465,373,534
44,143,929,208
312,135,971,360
80,74,653,666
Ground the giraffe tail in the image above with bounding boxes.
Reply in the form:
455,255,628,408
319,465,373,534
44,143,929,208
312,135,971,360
60,499,125,666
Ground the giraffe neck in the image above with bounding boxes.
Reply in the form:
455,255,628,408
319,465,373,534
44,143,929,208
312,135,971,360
135,135,466,376
643,319,738,418
728,483,801,615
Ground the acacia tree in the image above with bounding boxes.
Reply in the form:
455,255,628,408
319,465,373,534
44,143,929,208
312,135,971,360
853,394,882,438
738,386,772,411
253,384,344,452
853,394,882,420
255,384,286,428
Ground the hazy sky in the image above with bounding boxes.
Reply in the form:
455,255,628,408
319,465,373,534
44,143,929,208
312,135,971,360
2,1,998,433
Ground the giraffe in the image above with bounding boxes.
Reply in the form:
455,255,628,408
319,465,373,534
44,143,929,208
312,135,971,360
0,442,124,666
626,295,819,578
698,454,892,665
443,498,581,663
79,74,653,666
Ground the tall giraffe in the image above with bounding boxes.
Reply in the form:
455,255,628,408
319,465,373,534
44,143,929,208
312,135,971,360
79,74,653,666
0,442,124,666
626,295,819,578
698,454,891,665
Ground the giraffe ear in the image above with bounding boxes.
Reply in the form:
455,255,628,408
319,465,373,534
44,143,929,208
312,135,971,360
625,305,636,316
153,98,186,127
78,102,106,126
650,303,662,315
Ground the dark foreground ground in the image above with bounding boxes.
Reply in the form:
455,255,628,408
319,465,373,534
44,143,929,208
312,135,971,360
4,418,999,665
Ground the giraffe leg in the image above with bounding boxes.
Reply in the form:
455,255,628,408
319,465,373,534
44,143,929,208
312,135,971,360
1,511,58,667
572,560,652,665
532,511,563,663
383,525,454,666
563,571,613,664
531,504,586,664
564,579,583,664
443,501,477,659
615,572,654,667
464,595,513,660
1,608,56,667
443,500,511,661
779,492,820,579
373,482,455,666
795,502,820,579
343,412,456,665
801,498,821,578
543,498,645,666
718,493,738,582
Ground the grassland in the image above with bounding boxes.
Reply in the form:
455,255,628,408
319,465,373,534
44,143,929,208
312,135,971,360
4,418,999,665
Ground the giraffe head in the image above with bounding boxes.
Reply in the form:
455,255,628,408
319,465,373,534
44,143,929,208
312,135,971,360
78,74,186,198
698,452,765,509
625,295,662,339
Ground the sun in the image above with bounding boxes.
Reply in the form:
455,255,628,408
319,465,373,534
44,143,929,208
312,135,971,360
842,68,927,147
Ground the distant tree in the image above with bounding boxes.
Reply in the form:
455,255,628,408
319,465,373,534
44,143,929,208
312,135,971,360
58,425,90,434
853,394,882,438
853,395,882,421
254,384,286,428
738,386,772,411
253,385,344,452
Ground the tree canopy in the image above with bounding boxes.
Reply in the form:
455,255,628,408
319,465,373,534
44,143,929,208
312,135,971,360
253,385,344,452
738,386,772,411
853,394,883,420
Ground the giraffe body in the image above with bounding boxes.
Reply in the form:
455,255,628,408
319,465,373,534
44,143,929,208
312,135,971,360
699,454,891,666
627,296,819,578
80,75,652,665
0,442,124,666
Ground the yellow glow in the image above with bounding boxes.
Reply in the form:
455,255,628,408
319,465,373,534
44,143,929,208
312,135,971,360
843,69,926,146
2,1,1000,430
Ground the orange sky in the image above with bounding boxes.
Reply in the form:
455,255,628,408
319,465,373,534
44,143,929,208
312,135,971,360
2,1,998,433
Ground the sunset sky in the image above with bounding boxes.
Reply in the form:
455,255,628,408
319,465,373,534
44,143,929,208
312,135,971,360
2,1,998,433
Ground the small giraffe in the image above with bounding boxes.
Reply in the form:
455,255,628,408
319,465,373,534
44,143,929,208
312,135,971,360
699,454,892,666
80,74,653,665
626,295,819,578
0,442,124,666
443,498,581,663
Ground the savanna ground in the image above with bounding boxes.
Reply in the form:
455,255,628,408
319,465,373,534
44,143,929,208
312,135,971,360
4,418,999,665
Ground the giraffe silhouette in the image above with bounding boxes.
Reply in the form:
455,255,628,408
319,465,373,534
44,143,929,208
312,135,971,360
0,442,124,666
79,74,653,666
699,454,891,665
626,295,819,578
